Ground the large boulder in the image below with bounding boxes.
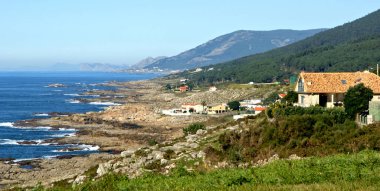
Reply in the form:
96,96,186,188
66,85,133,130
121,150,135,158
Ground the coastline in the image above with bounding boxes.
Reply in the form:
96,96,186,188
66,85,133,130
0,78,205,189
0,78,259,189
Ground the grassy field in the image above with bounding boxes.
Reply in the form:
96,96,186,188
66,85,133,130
27,150,380,191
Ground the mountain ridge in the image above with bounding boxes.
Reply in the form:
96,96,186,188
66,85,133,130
179,9,380,83
145,29,326,70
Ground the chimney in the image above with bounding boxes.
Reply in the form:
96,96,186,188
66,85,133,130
377,64,379,76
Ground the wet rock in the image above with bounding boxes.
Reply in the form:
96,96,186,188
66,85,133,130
17,141,38,145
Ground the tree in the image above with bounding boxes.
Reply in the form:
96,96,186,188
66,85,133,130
284,91,298,104
228,101,240,111
201,100,207,113
263,92,279,105
165,84,172,90
344,83,373,119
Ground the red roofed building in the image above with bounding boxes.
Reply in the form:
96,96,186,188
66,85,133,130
179,85,189,92
278,94,287,99
254,106,266,114
295,71,380,108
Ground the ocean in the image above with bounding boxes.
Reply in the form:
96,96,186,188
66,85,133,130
0,71,158,161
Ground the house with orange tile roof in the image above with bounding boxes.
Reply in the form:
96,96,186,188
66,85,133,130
295,71,380,108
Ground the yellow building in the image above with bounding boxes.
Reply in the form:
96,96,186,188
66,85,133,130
207,104,229,114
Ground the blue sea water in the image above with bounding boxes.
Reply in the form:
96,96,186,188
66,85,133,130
0,71,158,160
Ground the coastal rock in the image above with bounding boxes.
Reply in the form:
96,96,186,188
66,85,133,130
196,129,207,135
96,162,113,177
160,159,168,165
73,175,86,186
186,135,199,143
121,150,135,158
288,154,302,160
151,151,164,160
197,151,206,159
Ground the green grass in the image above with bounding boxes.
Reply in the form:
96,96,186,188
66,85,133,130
34,150,380,191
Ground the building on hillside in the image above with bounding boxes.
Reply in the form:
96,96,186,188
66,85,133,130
209,86,217,92
180,79,189,83
162,109,191,116
254,106,267,114
278,94,287,99
181,103,206,114
239,99,262,110
207,104,229,114
295,71,380,108
179,85,189,92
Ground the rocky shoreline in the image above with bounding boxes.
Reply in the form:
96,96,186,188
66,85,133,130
0,78,265,189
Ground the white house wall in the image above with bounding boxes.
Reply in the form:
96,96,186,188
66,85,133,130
298,94,319,107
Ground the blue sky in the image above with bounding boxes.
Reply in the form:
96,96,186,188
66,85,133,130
0,0,380,69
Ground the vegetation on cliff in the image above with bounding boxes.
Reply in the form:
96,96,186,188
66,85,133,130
29,151,380,191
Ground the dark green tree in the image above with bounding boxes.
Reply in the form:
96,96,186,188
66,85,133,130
165,84,172,90
227,101,241,111
284,91,298,103
344,83,373,119
263,92,279,105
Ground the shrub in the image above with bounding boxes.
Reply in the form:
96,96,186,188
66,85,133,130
344,83,373,119
164,149,176,160
148,139,158,146
183,123,205,135
227,101,240,111
283,90,298,103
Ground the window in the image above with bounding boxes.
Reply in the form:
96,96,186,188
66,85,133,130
298,79,304,92
301,96,305,104
341,80,347,84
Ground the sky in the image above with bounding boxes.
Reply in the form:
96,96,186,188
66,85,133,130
0,0,380,70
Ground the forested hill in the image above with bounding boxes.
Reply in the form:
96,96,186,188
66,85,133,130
178,9,380,84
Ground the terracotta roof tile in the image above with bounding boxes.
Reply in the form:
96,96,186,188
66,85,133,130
297,71,380,94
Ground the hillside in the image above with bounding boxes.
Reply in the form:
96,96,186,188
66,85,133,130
130,56,167,69
31,104,380,190
179,9,380,84
145,29,325,70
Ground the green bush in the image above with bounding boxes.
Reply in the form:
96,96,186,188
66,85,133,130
148,139,158,146
227,101,240,111
183,123,205,135
216,105,380,163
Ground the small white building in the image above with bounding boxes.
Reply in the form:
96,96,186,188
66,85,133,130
180,79,189,83
181,103,206,114
162,109,191,116
209,86,217,92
